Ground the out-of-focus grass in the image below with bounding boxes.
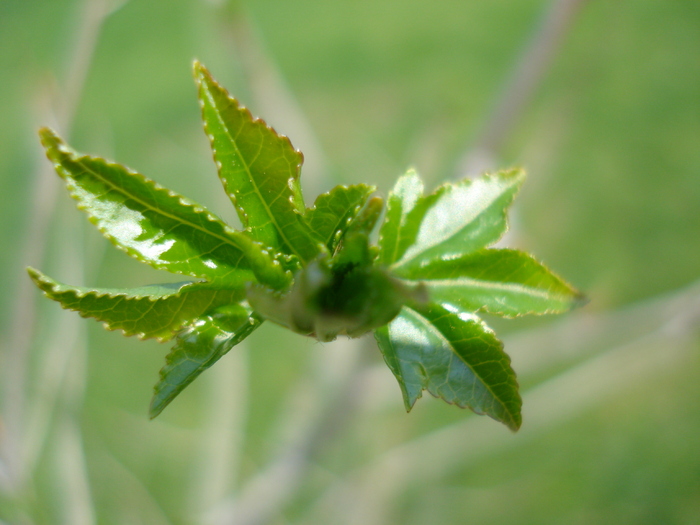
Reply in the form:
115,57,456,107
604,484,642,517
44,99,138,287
1,0,698,524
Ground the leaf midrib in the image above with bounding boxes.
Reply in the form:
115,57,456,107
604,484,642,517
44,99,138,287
201,83,306,262
408,276,571,301
319,199,364,247
64,150,247,264
382,200,404,266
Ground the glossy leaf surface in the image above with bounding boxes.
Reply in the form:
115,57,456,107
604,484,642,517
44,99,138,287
150,306,263,417
379,169,435,265
28,267,247,341
305,184,375,251
390,168,525,270
195,62,320,262
40,128,251,282
375,304,521,431
396,249,585,317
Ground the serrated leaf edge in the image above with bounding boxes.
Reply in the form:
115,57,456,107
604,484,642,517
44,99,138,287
149,312,264,418
389,306,521,431
27,267,206,342
193,61,314,261
397,249,585,318
392,168,526,270
40,128,254,280
305,184,376,248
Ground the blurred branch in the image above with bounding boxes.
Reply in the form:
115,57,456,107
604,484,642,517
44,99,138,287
458,0,592,176
204,338,366,525
189,344,250,516
301,280,700,524
0,0,122,509
191,7,368,525
197,2,595,522
55,418,95,525
506,278,700,376
96,446,174,525
220,4,331,196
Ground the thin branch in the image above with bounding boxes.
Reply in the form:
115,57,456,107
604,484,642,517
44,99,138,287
204,338,367,525
223,5,331,197
194,7,368,525
302,282,700,524
196,2,596,522
188,343,250,516
0,0,117,497
458,0,592,176
54,418,95,525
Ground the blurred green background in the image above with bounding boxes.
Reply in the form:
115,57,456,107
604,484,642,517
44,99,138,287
1,0,699,524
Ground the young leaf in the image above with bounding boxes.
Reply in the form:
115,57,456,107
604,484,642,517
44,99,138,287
374,304,522,431
389,168,525,271
379,168,433,265
330,196,384,270
395,248,585,317
150,305,263,418
194,61,321,262
305,184,375,251
344,196,383,238
39,128,254,282
28,267,249,341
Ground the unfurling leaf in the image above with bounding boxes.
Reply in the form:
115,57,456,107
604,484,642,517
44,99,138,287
305,184,375,251
378,168,432,266
386,168,525,270
30,62,583,427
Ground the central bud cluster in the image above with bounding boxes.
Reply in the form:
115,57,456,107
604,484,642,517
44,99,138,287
248,249,427,342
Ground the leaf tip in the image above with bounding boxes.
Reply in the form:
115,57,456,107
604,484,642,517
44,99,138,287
148,397,166,420
506,417,522,433
511,167,527,190
38,127,74,169
38,126,61,150
403,394,418,413
26,266,40,280
26,266,52,292
192,58,207,80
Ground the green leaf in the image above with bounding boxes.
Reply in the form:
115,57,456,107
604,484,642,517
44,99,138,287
194,61,321,262
374,304,522,431
39,128,254,282
305,184,375,251
150,305,263,418
388,168,525,271
28,267,248,341
395,249,585,317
